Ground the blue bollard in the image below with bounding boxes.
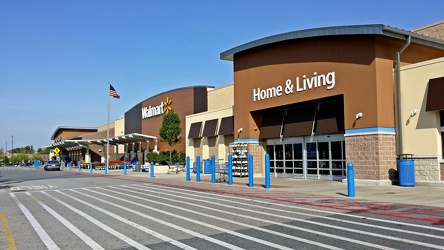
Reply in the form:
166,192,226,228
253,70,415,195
228,154,233,185
104,163,108,174
196,156,201,182
265,154,270,189
61,162,65,170
123,162,127,175
69,162,72,171
248,154,254,187
78,161,81,172
186,156,190,181
150,162,154,178
89,162,93,173
347,162,355,197
211,155,216,184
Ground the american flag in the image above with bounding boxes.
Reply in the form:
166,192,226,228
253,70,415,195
109,84,120,99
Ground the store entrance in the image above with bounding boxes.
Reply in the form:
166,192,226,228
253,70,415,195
265,135,345,180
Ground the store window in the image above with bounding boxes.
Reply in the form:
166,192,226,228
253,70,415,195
266,136,345,179
266,144,275,173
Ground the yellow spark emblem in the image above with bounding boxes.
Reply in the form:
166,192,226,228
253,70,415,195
163,97,172,114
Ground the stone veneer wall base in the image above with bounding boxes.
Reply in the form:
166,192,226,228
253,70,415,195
345,133,397,182
415,181,444,187
247,142,264,176
341,178,392,186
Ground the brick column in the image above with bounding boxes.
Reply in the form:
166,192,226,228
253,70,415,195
247,142,265,177
441,162,444,181
345,134,396,184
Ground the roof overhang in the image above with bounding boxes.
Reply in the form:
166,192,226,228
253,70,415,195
45,133,157,149
220,24,444,61
51,126,98,140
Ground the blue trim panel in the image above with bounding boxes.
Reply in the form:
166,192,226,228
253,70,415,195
235,138,260,143
345,127,395,135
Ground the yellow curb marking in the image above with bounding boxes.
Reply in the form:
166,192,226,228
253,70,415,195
0,212,17,250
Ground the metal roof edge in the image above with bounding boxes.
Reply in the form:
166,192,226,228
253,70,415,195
220,24,444,61
382,25,444,50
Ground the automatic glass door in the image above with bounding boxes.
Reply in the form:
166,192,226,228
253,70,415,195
266,135,345,180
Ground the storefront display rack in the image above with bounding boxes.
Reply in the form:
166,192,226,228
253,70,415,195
229,142,248,177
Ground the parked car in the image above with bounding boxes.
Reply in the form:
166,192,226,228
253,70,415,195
43,160,61,171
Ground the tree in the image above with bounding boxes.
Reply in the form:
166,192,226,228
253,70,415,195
0,149,3,166
14,153,29,164
12,146,35,154
25,145,35,154
37,147,50,154
159,110,182,166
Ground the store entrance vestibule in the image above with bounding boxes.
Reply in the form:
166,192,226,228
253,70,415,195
266,134,346,180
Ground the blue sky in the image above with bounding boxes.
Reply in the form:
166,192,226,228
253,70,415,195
1,0,443,150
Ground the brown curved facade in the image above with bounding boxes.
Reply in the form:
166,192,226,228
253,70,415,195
125,86,209,152
233,35,444,140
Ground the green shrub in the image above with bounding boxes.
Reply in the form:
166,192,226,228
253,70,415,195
146,150,186,165
178,151,186,163
146,152,159,164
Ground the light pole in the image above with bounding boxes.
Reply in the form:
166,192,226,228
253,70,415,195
4,142,6,166
11,135,13,165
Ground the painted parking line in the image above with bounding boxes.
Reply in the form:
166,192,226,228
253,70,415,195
120,184,442,250
41,191,150,250
9,193,59,250
68,189,245,250
136,179,444,224
132,184,444,240
92,186,339,250
0,212,17,250
26,193,104,250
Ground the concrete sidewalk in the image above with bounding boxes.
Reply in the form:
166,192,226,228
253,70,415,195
99,169,444,209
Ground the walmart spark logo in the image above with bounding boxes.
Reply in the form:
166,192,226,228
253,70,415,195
141,97,173,119
163,97,172,114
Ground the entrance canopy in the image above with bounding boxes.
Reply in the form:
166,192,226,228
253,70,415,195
47,133,157,149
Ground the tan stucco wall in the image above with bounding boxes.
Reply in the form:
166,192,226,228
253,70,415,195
186,84,234,163
208,84,234,111
98,123,115,132
400,57,444,158
114,117,125,153
186,107,234,162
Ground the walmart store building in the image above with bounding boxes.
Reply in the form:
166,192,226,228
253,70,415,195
48,23,444,185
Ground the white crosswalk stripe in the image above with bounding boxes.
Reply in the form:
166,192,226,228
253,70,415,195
8,183,444,250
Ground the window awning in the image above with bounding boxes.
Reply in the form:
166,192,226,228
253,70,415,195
426,77,444,111
218,116,234,135
188,122,203,138
202,119,218,137
283,106,316,137
314,101,344,134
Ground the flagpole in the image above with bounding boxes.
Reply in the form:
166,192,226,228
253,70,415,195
106,82,110,174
